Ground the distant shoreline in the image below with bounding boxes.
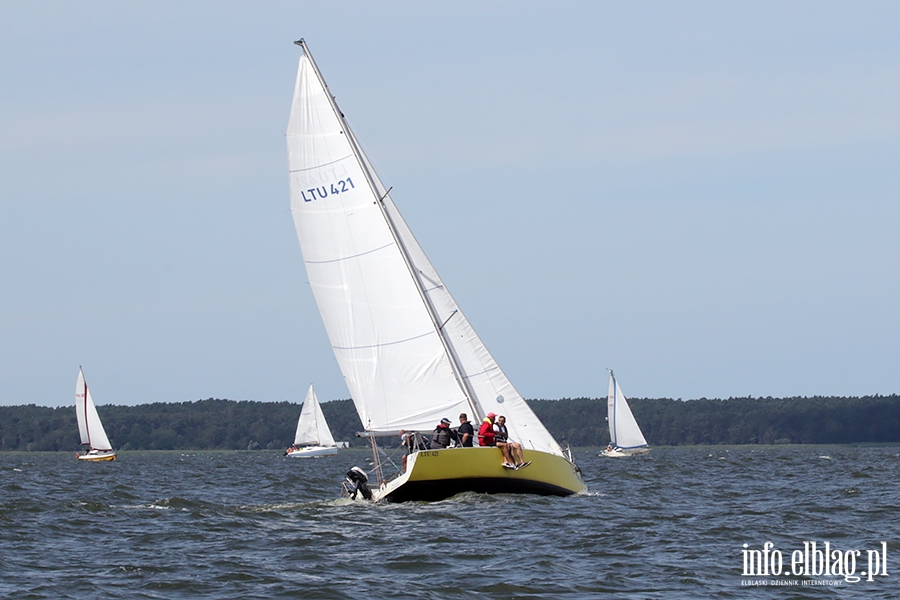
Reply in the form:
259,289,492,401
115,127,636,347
3,395,899,451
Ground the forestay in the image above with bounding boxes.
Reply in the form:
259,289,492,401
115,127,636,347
286,42,562,456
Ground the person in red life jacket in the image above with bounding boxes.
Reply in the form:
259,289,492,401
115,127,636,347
478,412,515,467
478,413,497,447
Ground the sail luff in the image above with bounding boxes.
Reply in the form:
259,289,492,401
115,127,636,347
76,368,90,445
607,371,618,447
84,383,91,446
294,40,479,424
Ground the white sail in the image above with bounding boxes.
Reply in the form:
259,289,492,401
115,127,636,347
607,371,648,449
75,368,113,451
286,43,562,456
293,385,336,447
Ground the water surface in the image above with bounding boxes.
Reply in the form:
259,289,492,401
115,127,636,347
2,446,898,598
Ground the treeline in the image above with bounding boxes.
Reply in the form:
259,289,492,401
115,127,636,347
0,399,364,452
2,395,899,452
529,395,900,447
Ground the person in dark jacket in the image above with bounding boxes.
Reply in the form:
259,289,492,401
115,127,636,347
430,418,452,449
456,413,474,447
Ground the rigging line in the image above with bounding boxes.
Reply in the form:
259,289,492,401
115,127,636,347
304,242,393,264
460,364,502,380
287,154,353,173
417,270,444,290
438,310,458,331
331,330,436,351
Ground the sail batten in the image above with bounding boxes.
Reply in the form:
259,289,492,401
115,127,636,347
287,42,563,456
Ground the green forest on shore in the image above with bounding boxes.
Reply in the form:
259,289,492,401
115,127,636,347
3,395,899,452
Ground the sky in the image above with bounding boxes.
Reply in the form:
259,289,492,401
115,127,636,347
1,1,899,408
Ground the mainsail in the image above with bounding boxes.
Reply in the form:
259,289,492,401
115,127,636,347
286,41,562,456
75,368,113,452
607,371,648,449
294,385,336,447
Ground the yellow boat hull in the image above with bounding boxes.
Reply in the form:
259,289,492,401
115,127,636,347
374,446,584,502
76,451,117,461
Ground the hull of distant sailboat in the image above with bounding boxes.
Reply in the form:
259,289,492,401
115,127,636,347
286,445,338,458
372,447,584,503
76,449,117,461
600,446,650,458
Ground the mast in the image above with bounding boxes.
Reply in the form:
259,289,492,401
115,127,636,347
608,369,617,447
81,368,91,448
293,39,481,422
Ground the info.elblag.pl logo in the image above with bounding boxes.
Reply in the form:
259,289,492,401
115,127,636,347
742,541,889,584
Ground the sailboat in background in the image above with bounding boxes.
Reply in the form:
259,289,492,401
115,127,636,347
75,368,117,461
286,39,584,501
285,385,338,458
601,370,650,457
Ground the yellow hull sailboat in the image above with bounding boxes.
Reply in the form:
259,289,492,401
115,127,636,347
377,447,584,503
286,40,584,502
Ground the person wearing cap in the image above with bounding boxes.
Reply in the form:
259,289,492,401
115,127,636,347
430,418,452,449
478,412,497,449
479,413,517,467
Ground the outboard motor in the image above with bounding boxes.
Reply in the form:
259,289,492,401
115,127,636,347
343,466,372,501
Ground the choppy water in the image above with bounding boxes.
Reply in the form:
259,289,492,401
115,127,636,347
2,446,899,598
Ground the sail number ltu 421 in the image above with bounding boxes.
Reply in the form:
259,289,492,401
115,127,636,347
299,177,355,202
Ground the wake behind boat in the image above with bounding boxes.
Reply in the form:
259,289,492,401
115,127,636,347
75,367,117,462
285,384,338,458
286,39,584,502
601,370,650,457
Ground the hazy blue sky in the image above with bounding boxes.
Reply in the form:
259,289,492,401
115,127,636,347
2,2,898,407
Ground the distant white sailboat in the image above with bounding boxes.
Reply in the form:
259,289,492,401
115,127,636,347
285,385,338,458
75,368,117,461
601,370,650,457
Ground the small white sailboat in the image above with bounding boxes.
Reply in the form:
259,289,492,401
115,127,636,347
286,39,584,501
285,385,338,458
601,370,650,457
75,367,117,461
